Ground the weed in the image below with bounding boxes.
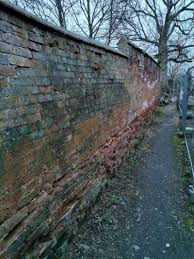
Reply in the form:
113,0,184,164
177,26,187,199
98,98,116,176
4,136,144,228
95,210,113,225
184,218,193,226
189,205,194,214
141,143,151,152
108,194,120,206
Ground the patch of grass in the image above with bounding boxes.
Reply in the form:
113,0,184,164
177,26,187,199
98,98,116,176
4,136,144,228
184,218,193,227
126,154,139,168
94,210,113,225
175,127,184,137
182,176,192,185
152,107,165,125
172,130,184,157
172,130,193,185
107,194,120,206
172,129,194,229
189,205,194,214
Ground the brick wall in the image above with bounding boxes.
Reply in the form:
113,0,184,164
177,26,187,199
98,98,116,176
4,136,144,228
0,1,160,258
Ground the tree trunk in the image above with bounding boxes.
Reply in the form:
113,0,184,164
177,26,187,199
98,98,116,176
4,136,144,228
87,0,93,38
106,0,113,45
160,59,168,93
14,0,19,6
55,0,66,29
158,42,169,94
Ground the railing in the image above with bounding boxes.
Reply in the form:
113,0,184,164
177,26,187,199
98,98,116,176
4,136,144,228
179,67,194,180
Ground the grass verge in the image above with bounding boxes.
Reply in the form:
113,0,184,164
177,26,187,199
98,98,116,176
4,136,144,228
172,129,194,230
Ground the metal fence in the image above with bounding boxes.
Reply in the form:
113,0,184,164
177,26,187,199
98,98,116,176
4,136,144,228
179,66,194,180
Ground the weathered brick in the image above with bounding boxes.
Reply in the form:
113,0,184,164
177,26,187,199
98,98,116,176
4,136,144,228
18,192,38,208
18,177,42,207
0,65,15,76
0,10,8,21
0,20,12,33
14,78,34,86
0,53,8,65
0,226,4,239
0,31,3,41
8,55,30,67
0,77,14,88
0,41,12,54
32,51,47,61
28,32,44,44
2,207,28,236
34,78,50,86
28,41,42,52
3,33,27,47
17,67,48,77
0,96,18,110
8,15,23,28
12,46,32,58
27,222,50,243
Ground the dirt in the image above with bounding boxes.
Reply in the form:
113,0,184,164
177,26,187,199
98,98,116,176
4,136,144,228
67,105,194,259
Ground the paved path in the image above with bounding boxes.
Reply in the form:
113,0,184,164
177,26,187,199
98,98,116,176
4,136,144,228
68,106,194,259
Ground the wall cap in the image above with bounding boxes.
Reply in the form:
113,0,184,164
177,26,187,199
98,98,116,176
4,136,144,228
117,37,158,65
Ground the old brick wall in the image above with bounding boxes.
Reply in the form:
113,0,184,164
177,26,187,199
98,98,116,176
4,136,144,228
0,1,160,258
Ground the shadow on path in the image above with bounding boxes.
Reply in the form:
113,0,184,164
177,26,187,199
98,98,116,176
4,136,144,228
68,105,194,259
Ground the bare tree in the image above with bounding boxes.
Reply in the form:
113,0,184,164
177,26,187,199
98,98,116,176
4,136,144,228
70,0,128,43
9,0,127,44
9,0,126,43
103,0,128,45
168,61,186,97
70,0,111,40
9,0,77,29
122,0,194,92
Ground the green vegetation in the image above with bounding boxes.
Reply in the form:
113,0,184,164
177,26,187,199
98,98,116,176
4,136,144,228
172,130,184,160
184,218,193,226
152,107,165,125
172,129,194,230
189,205,194,214
107,193,120,206
94,210,113,225
172,130,193,185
